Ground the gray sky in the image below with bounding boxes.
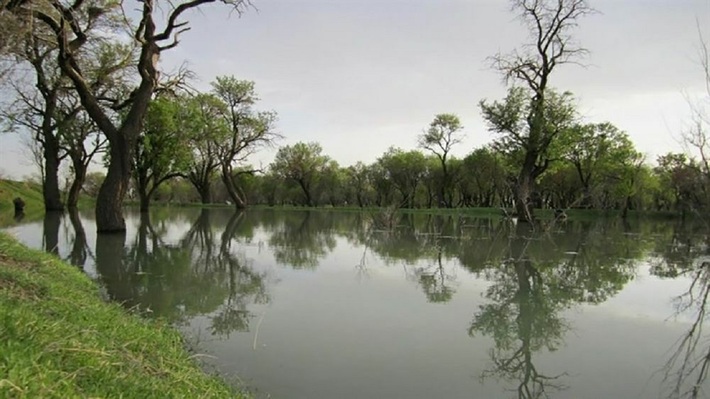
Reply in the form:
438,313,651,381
1,0,708,179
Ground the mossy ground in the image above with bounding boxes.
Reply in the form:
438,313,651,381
0,233,248,399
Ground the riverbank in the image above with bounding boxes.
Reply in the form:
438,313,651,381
0,232,248,398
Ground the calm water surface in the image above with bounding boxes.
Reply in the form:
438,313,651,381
6,208,710,398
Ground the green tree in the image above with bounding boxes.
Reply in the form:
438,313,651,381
345,161,373,207
419,113,464,207
133,95,194,212
211,77,280,209
557,122,639,208
183,94,231,204
5,0,251,232
377,147,427,208
460,147,512,208
483,0,593,223
271,142,329,207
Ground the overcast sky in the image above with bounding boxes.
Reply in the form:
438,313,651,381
1,0,708,179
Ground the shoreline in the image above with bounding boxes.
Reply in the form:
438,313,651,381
0,232,249,399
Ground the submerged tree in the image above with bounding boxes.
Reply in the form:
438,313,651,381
481,0,594,223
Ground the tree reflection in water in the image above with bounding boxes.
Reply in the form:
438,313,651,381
653,224,710,399
42,211,62,255
469,222,638,398
267,211,336,269
66,209,89,268
93,209,269,338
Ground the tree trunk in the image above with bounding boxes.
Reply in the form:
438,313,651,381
42,134,64,211
199,185,212,204
515,174,535,224
221,166,247,209
138,187,150,213
189,175,213,204
95,140,133,232
67,158,87,210
298,179,313,207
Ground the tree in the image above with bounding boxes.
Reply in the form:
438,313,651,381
271,142,329,207
377,147,427,208
62,111,107,210
345,162,373,207
211,77,280,209
133,95,193,212
183,94,230,204
558,122,639,208
481,87,577,213
419,113,464,207
460,147,512,208
483,0,593,223
6,0,251,232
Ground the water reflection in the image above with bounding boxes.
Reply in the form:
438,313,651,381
468,223,638,398
651,223,710,399
9,209,710,398
67,209,88,268
268,211,336,269
92,210,269,337
43,211,62,255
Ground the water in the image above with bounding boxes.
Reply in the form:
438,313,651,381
5,208,710,398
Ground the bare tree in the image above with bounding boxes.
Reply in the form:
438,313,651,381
488,0,594,223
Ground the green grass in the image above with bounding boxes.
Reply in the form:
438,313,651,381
0,233,249,399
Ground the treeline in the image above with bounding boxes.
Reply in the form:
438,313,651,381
92,128,707,218
1,0,708,232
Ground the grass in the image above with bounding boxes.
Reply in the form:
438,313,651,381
0,233,248,399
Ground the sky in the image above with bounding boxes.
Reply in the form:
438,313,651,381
0,0,708,179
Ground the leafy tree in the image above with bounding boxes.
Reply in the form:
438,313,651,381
183,94,230,204
483,0,594,223
1,25,120,211
271,142,329,207
460,147,512,208
654,153,706,215
345,162,373,207
377,147,427,208
134,95,193,212
5,0,252,232
317,160,346,206
211,77,280,209
419,113,464,207
557,122,639,208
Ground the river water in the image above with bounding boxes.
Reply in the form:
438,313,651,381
6,208,710,398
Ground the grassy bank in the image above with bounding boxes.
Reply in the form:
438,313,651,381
0,233,247,399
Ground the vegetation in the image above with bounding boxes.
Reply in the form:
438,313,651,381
0,0,708,231
0,232,248,398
